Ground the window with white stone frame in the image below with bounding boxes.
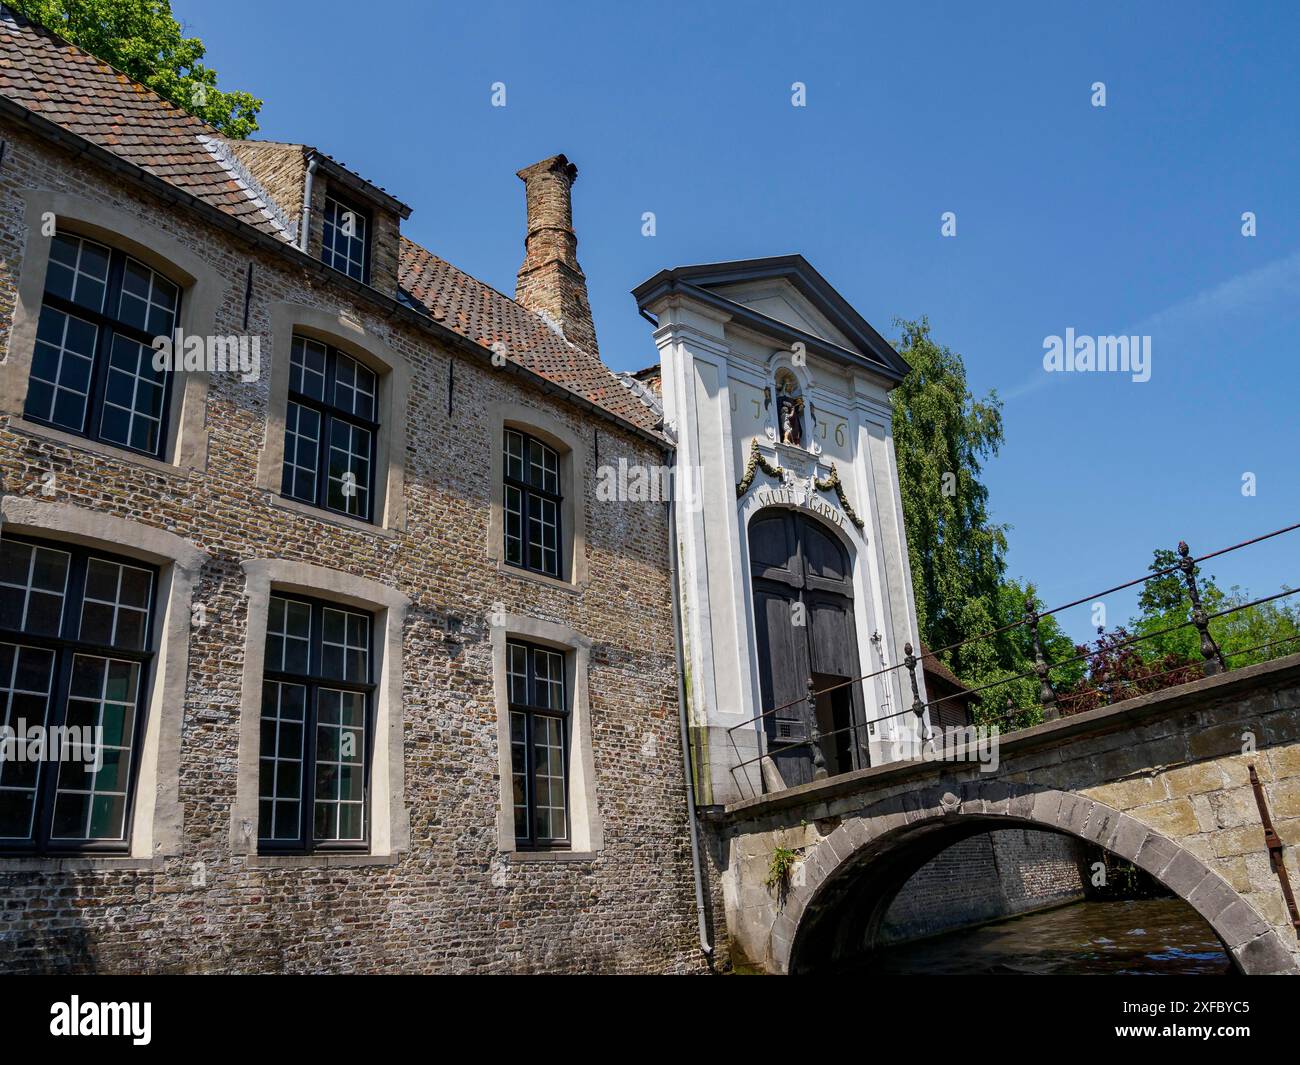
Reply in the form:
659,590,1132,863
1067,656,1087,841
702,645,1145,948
257,592,374,851
489,613,601,856
233,559,409,862
281,334,379,522
255,304,408,534
24,232,180,458
2,192,221,476
0,533,157,853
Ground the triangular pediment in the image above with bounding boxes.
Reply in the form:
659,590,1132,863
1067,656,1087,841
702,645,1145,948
706,279,857,350
632,255,910,381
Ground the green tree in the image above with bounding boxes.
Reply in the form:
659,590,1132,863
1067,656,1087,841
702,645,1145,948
891,319,1010,680
1130,548,1299,670
11,0,262,137
890,318,1079,723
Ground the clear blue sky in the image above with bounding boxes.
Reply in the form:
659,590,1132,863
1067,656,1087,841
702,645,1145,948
179,0,1299,644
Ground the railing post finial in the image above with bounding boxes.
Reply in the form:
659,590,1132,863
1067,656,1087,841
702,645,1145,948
903,643,930,752
1177,540,1228,676
1025,597,1059,721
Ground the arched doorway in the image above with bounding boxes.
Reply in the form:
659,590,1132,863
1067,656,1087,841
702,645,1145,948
748,507,867,787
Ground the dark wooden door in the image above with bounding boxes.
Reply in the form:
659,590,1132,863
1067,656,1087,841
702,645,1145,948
749,509,868,787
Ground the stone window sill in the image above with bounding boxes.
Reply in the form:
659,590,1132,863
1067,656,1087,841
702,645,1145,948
496,558,585,595
0,856,160,873
268,492,400,537
4,416,194,480
244,853,401,869
503,849,599,863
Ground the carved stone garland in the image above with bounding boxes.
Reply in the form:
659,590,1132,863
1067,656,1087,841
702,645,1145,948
734,439,865,529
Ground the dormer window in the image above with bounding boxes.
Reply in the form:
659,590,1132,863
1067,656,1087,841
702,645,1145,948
321,194,370,283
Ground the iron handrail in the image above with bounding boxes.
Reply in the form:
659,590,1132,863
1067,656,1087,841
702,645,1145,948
725,520,1299,738
726,574,1300,777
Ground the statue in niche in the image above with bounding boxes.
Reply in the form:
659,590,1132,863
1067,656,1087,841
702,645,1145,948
775,369,804,447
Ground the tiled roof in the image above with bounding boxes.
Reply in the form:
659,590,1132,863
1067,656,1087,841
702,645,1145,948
0,11,290,238
399,238,661,432
0,10,661,437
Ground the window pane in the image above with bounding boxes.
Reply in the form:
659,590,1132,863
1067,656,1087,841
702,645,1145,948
507,642,528,706
314,688,366,841
44,234,109,313
528,495,559,577
79,558,153,650
289,336,327,401
534,648,565,711
26,305,97,432
52,655,140,841
504,485,523,565
321,607,368,682
529,439,559,494
99,335,166,454
510,710,529,841
258,681,307,841
117,257,178,338
532,714,566,842
266,596,311,674
504,430,524,482
322,197,368,281
0,642,56,840
281,402,321,502
0,540,70,636
326,420,371,517
332,354,376,420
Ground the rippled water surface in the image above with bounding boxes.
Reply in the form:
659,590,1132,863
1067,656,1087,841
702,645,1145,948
859,898,1231,975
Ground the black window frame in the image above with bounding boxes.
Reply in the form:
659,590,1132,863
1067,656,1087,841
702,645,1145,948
0,532,158,856
281,334,380,524
257,591,376,855
503,429,564,580
25,232,181,460
507,639,570,851
320,193,372,284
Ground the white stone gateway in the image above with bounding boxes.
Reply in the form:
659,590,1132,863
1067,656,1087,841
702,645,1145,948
634,256,932,805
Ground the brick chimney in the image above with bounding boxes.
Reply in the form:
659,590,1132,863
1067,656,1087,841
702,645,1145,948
515,154,598,354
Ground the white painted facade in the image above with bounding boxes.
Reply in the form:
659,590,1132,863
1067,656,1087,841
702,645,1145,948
635,259,931,805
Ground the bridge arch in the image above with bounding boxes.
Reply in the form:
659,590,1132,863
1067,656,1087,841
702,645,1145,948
776,780,1296,975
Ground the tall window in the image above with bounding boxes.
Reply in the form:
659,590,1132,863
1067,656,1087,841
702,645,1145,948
258,593,373,852
281,335,378,521
25,233,179,457
0,534,156,852
321,194,370,283
507,640,568,849
504,429,561,579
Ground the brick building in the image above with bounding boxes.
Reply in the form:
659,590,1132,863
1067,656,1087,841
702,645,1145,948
0,12,706,973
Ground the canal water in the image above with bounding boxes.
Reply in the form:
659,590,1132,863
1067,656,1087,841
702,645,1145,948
860,898,1231,975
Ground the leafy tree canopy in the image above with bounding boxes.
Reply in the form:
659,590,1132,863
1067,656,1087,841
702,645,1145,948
889,318,1298,725
11,0,262,137
890,316,1006,661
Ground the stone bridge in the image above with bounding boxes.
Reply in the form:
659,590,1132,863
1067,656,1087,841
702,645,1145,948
703,654,1300,975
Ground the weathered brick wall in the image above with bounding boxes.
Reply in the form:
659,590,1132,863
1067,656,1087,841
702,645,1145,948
878,829,1085,944
0,122,703,974
223,140,306,221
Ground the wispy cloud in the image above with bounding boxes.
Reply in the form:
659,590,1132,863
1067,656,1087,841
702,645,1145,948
1003,248,1300,403
1133,247,1300,338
